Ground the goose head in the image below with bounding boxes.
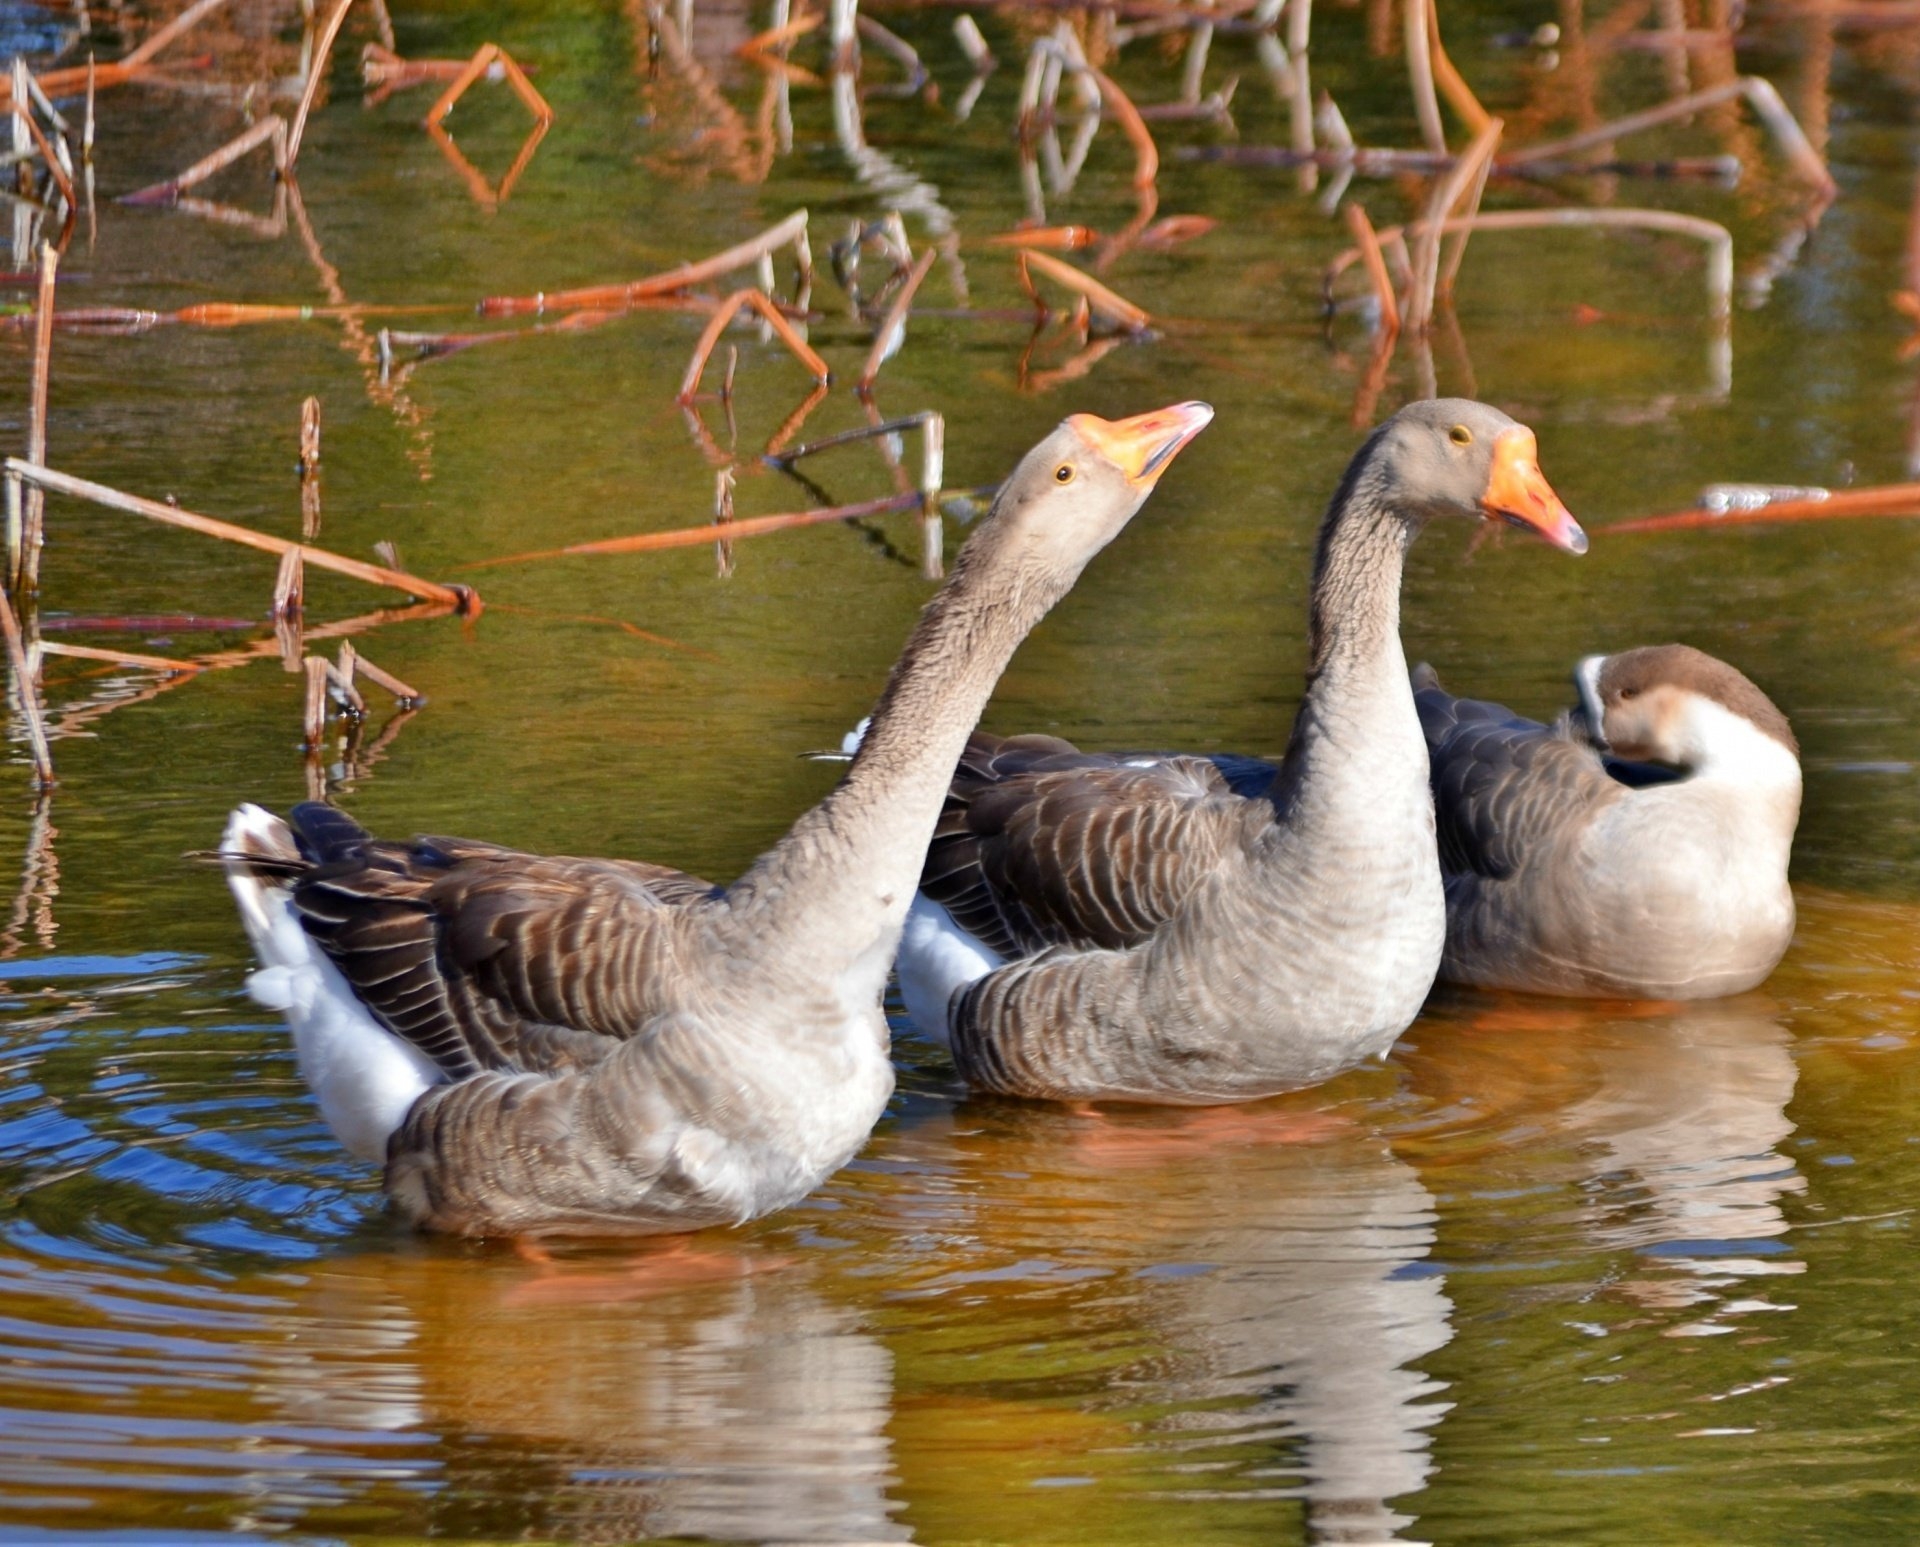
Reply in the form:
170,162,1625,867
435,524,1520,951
971,401,1215,590
1575,644,1800,782
1363,399,1587,553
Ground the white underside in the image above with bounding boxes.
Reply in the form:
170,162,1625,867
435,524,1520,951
896,894,1004,1047
223,805,446,1164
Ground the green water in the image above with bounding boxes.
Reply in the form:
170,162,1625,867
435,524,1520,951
0,0,1917,1541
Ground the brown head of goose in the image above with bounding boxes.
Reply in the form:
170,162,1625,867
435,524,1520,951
220,400,1213,1237
1416,643,1800,999
896,398,1585,1103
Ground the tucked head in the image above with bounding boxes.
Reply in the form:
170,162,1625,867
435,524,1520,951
1359,399,1586,554
976,401,1214,579
1576,644,1799,768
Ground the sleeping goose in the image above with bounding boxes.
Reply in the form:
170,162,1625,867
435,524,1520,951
220,400,1214,1236
896,398,1586,1103
1415,643,1800,998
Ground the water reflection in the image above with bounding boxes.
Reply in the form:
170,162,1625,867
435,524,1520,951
271,1251,908,1543
1404,996,1804,1331
860,1099,1454,1543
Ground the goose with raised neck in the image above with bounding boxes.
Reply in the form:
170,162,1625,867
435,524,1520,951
1417,643,1800,998
220,400,1213,1236
896,399,1586,1103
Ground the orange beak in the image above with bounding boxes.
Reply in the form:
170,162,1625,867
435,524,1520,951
1481,427,1587,554
1067,400,1215,489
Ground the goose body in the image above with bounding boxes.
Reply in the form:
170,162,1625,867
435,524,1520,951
895,400,1587,1103
222,402,1214,1235
1417,644,1801,999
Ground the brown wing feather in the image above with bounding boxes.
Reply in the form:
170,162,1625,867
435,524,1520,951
281,806,719,1080
1413,666,1621,880
922,731,1265,956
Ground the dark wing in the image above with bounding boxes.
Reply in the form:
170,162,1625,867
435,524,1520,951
281,803,720,1080
921,731,1269,958
1412,665,1620,880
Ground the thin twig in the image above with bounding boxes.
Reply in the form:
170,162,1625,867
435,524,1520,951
1343,202,1400,334
5,460,477,610
859,245,937,391
676,287,830,401
21,242,57,596
461,491,925,569
287,0,355,169
0,587,53,787
1019,250,1152,332
480,210,810,316
119,115,287,205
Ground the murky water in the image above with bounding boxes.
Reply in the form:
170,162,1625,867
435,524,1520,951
0,0,1917,1540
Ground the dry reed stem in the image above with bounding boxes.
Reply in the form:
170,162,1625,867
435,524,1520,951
1019,250,1152,332
1425,1,1492,135
38,641,197,674
1508,76,1835,197
0,587,53,787
10,105,76,213
426,43,555,128
323,657,366,717
1331,208,1733,322
272,546,305,617
1404,117,1502,334
736,14,821,60
1087,66,1160,187
677,288,829,401
462,491,924,569
21,243,57,596
856,14,929,90
299,396,322,474
1608,484,1920,535
302,655,329,748
1404,0,1447,153
124,0,233,68
988,225,1099,249
479,210,810,316
4,460,477,610
1343,203,1400,334
288,0,356,169
340,644,421,702
120,115,287,205
859,246,937,391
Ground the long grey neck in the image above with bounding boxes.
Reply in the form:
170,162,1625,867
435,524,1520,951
1272,477,1425,819
721,541,1059,986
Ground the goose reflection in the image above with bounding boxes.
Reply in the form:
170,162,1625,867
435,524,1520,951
267,1250,907,1544
858,1094,1453,1544
1403,994,1804,1325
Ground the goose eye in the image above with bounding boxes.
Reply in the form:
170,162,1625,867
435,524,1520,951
1618,686,1640,700
1448,424,1473,447
1054,464,1075,484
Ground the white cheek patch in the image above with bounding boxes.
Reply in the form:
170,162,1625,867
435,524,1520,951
1575,654,1609,747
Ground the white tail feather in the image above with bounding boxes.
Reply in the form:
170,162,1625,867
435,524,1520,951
895,894,1003,1048
222,805,445,1163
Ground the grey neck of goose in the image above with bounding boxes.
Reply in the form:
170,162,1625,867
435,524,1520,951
721,539,1063,997
1271,472,1425,820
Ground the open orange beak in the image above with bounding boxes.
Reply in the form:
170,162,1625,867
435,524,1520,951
1068,401,1215,489
1481,427,1587,554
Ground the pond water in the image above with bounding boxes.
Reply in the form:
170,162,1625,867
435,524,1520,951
0,0,1918,1541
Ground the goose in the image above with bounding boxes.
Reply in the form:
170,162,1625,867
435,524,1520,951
895,398,1586,1103
219,400,1215,1236
1415,643,1800,998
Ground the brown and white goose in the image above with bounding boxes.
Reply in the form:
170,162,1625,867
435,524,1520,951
220,400,1213,1236
895,399,1586,1103
1416,643,1800,998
